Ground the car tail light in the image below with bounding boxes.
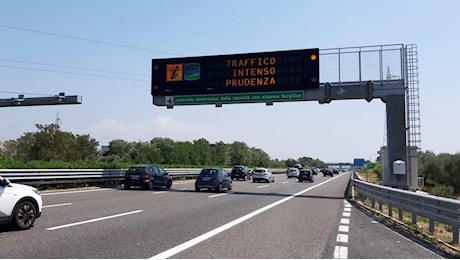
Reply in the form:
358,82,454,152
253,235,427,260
141,174,149,180
124,172,130,179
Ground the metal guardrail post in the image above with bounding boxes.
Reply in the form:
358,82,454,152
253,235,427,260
350,171,460,245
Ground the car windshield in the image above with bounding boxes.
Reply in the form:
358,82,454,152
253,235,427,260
253,169,266,173
200,169,217,176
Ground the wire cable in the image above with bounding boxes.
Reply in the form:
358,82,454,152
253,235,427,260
0,58,149,77
0,24,182,56
0,64,149,82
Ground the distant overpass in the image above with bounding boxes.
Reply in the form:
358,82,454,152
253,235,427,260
324,162,353,168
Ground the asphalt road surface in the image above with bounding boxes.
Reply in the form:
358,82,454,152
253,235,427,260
0,172,443,258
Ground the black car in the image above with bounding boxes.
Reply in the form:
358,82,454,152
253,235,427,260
321,168,334,177
124,164,173,190
298,169,314,182
231,165,251,181
195,168,232,192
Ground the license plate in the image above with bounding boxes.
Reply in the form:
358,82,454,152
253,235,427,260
130,175,139,180
202,177,211,181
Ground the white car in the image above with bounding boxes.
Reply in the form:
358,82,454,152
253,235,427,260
0,176,42,230
286,168,300,178
252,168,275,183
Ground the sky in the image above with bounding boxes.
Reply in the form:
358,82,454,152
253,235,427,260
1,0,459,163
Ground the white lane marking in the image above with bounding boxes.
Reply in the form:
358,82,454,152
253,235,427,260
257,185,270,189
41,188,111,196
150,174,342,259
180,188,187,191
43,203,72,208
46,210,143,230
334,246,348,259
344,207,351,212
342,212,351,217
282,181,289,184
153,191,167,195
340,218,350,225
208,193,228,198
337,234,349,243
338,225,349,233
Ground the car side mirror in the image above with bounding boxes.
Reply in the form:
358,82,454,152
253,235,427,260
0,178,11,186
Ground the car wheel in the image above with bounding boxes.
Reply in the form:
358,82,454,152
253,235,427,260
253,179,256,183
298,178,303,182
166,180,172,189
148,180,155,190
216,183,223,193
228,182,232,191
195,186,200,192
124,183,131,190
12,200,37,230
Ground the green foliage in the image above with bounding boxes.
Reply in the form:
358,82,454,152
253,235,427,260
430,184,454,198
419,151,460,197
0,123,326,170
13,124,99,162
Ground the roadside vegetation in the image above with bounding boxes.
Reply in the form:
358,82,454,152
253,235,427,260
358,151,460,199
0,124,326,170
357,153,460,255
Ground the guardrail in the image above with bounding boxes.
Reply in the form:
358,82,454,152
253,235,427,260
0,168,287,188
0,168,203,188
350,172,460,245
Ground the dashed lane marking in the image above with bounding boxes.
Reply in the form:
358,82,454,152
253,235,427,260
334,246,348,259
46,210,143,230
43,203,72,208
208,193,228,198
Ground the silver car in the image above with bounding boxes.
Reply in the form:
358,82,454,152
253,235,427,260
286,168,299,178
252,168,275,183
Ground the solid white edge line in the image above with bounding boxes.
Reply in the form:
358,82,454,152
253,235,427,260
46,210,143,230
153,191,167,195
43,203,72,208
150,174,345,259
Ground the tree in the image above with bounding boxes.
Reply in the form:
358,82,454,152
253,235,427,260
106,139,129,157
151,137,177,164
193,138,211,165
249,147,270,167
15,124,99,162
229,141,250,166
0,140,17,159
210,141,229,166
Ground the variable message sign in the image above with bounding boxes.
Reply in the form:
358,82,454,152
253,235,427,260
152,49,319,97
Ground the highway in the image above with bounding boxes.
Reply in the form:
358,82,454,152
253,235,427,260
0,172,443,259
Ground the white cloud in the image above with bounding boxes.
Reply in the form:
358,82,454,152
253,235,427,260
90,116,216,145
